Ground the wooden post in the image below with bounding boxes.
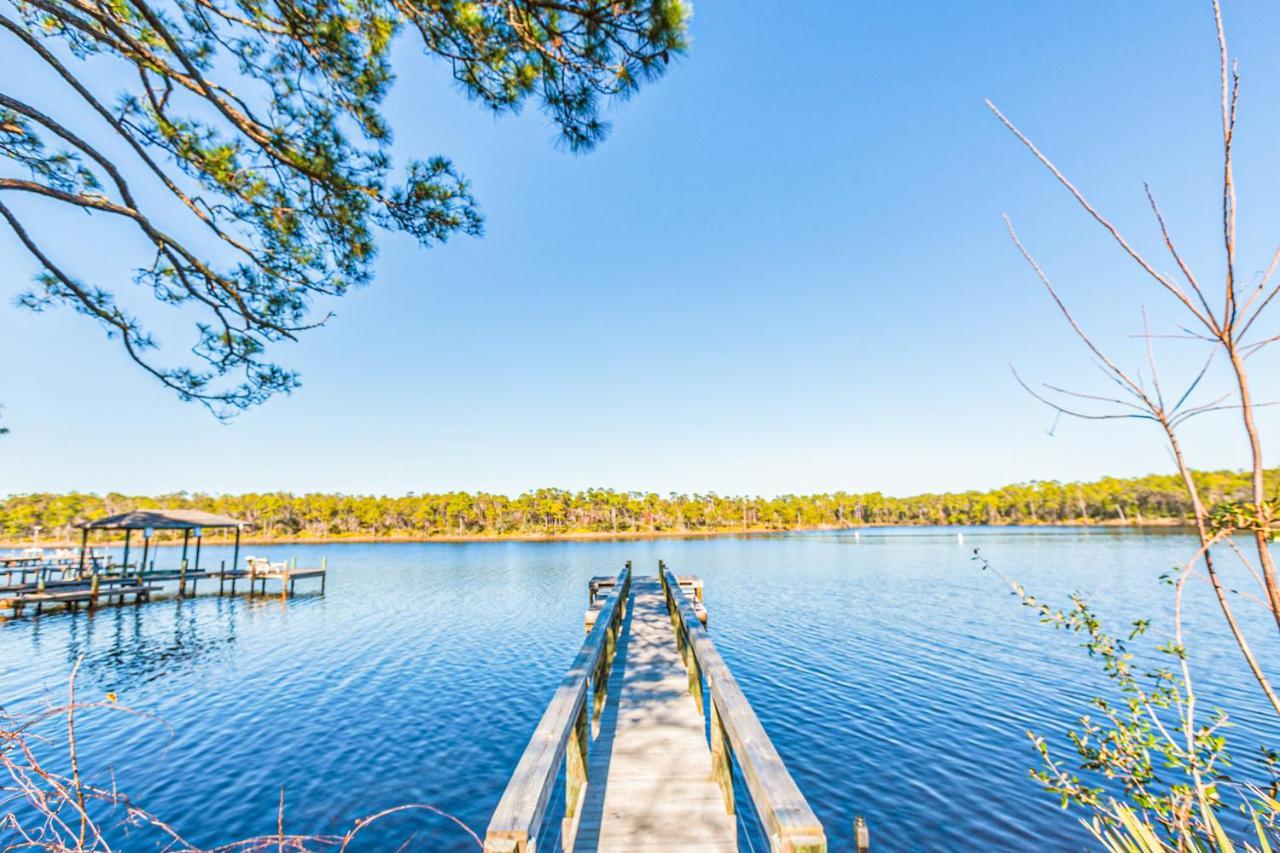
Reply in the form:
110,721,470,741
219,559,226,595
710,700,734,814
180,528,190,576
688,643,703,716
121,528,131,577
855,816,870,852
178,558,188,599
78,527,89,576
138,531,150,586
562,702,589,846
231,526,241,579
593,642,610,720
320,556,327,594
89,573,101,610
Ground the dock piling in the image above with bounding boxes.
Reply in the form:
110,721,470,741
855,816,870,852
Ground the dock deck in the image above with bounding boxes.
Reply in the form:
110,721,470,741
484,563,827,853
573,575,735,851
0,558,328,617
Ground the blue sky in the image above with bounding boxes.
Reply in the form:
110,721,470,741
4,1,1280,497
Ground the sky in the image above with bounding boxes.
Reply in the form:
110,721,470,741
4,1,1280,498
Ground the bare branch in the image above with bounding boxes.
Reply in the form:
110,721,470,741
1004,215,1155,406
1011,365,1154,422
987,100,1217,331
1144,184,1217,328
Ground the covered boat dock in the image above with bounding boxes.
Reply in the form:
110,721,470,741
1,509,326,617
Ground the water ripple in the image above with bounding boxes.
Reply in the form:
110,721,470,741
1,531,1272,850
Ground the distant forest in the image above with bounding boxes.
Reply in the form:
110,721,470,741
2,469,1275,542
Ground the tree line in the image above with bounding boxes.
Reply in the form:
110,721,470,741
2,469,1275,542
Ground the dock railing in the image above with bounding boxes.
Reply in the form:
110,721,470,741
659,562,828,853
484,561,632,852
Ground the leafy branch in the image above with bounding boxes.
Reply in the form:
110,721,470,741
0,0,690,417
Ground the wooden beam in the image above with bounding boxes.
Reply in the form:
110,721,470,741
484,563,631,852
661,566,827,853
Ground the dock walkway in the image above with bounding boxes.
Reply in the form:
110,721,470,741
484,563,828,853
572,576,735,851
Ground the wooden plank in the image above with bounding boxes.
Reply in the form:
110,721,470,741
485,564,632,852
1,576,147,595
488,566,824,852
661,568,827,853
571,576,736,853
2,583,153,610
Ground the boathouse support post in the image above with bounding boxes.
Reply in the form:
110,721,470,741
219,560,226,595
121,529,131,578
192,528,203,589
231,526,241,577
78,527,89,576
180,529,190,576
138,530,151,585
178,559,188,599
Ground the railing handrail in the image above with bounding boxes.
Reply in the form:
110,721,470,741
484,562,632,852
661,566,827,853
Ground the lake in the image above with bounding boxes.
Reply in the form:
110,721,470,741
2,528,1276,850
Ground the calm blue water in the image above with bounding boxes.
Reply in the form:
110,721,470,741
2,529,1276,850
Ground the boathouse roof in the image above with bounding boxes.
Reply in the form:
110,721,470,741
79,509,244,530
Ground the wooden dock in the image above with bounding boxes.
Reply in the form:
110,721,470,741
0,556,327,618
572,574,736,851
484,562,828,853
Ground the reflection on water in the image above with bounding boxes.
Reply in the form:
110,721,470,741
53,598,243,688
1,530,1274,850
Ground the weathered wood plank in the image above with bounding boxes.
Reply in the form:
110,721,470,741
571,576,735,853
661,567,828,853
484,563,632,852
488,566,825,852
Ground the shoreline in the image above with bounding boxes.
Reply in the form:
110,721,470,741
0,518,1192,549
